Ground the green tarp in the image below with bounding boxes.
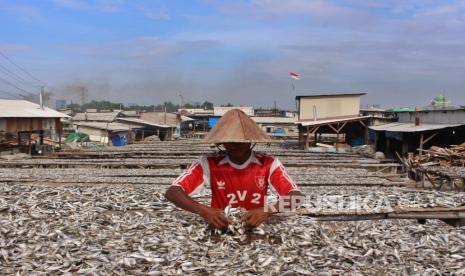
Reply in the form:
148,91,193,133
64,132,90,143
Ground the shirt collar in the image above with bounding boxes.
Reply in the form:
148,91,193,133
219,151,262,169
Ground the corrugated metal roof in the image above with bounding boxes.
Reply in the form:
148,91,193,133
297,116,370,127
73,112,120,122
252,117,297,124
116,117,175,128
74,122,136,132
0,100,69,118
181,115,195,122
369,122,463,132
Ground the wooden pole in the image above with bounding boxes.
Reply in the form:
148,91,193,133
305,126,310,151
58,126,62,149
28,131,31,155
419,132,424,158
386,138,390,156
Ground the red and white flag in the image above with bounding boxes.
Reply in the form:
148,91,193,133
289,72,300,80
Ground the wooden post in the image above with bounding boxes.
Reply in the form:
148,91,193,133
402,139,408,156
39,130,44,146
386,139,390,156
336,123,340,152
58,127,62,149
419,132,424,158
364,125,369,144
314,131,318,146
421,172,425,189
305,127,310,151
28,131,31,155
141,130,145,141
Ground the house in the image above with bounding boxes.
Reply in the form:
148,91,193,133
139,112,194,139
252,116,298,138
0,99,68,154
73,121,137,146
116,117,177,141
295,93,369,150
72,111,121,123
177,109,214,133
213,106,254,116
369,95,465,157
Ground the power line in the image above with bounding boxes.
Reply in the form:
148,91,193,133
0,50,46,86
0,89,23,99
0,63,41,89
0,76,35,96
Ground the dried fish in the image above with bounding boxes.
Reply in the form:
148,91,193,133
0,140,464,274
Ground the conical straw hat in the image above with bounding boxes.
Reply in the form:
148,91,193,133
201,109,277,144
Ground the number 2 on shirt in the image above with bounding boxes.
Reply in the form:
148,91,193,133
226,191,261,205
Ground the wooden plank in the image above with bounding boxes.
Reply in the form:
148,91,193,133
313,214,386,221
388,212,465,220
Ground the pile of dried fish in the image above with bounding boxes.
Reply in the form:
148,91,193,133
1,183,464,274
0,167,401,186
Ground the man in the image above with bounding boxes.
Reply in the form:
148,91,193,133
165,109,303,229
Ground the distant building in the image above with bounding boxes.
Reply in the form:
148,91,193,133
74,122,136,145
178,108,213,116
360,107,396,127
214,106,254,116
72,111,122,123
254,109,297,118
252,117,298,138
423,94,457,111
370,101,465,157
0,100,68,154
295,93,369,150
296,93,365,122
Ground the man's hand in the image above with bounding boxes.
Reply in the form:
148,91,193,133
241,207,272,228
199,206,230,229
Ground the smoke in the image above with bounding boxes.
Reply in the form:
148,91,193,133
50,77,113,105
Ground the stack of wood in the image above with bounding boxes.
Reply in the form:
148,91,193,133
397,142,465,190
426,142,465,166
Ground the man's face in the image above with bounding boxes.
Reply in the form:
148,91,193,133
222,143,252,157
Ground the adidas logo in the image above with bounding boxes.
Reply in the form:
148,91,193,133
217,180,225,189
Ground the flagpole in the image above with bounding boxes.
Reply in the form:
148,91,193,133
289,72,299,93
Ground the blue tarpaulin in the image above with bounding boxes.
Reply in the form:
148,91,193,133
112,134,127,147
208,117,221,128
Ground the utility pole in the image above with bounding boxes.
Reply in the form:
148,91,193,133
178,94,184,110
274,101,277,116
164,104,167,124
40,86,45,110
80,86,87,106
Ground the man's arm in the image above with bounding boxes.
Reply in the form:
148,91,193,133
165,186,230,229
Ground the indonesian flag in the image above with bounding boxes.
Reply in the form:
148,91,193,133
289,72,300,80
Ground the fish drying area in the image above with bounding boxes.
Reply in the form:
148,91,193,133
1,140,465,274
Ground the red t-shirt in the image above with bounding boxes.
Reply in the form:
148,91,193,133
172,152,299,210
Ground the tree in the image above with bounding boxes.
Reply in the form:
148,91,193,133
202,101,214,109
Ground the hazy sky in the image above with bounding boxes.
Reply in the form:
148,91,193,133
1,0,465,109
